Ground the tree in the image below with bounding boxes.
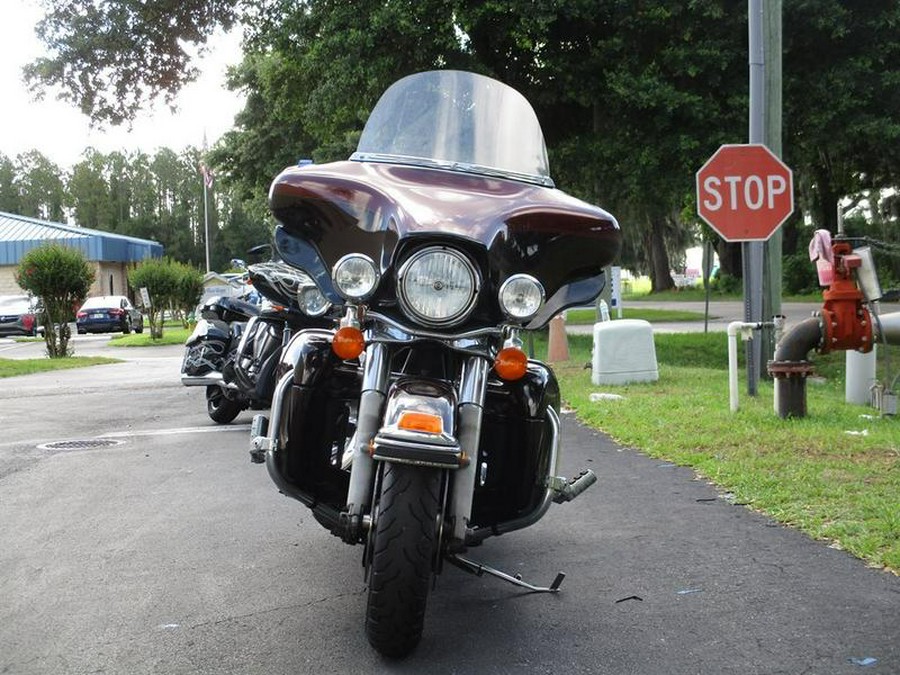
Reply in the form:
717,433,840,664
15,243,95,358
67,149,109,229
28,1,900,292
129,258,185,339
450,0,747,291
25,0,239,126
173,262,205,327
782,0,900,238
211,1,467,209
0,154,21,213
15,151,66,222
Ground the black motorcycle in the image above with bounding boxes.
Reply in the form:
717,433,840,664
250,70,622,656
181,260,332,423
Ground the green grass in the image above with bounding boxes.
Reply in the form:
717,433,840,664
621,275,822,303
0,356,120,378
542,332,899,572
108,327,192,347
567,307,710,324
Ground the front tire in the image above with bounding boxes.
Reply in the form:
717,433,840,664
206,385,243,424
365,463,441,658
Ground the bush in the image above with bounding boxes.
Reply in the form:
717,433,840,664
15,244,94,358
782,252,820,296
174,263,204,327
129,258,202,338
709,270,742,294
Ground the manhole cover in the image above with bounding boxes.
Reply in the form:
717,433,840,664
37,439,125,451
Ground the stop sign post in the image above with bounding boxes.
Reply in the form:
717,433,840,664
696,144,793,242
696,144,794,398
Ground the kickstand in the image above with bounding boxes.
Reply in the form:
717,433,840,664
446,554,565,593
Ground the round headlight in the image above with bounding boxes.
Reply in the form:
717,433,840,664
398,247,479,326
298,284,330,317
498,274,544,322
332,254,379,301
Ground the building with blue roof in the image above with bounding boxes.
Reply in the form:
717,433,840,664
0,211,164,299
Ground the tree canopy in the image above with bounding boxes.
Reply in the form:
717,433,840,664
25,0,240,125
24,1,900,291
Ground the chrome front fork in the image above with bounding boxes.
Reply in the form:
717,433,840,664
343,342,389,537
448,356,489,545
343,344,489,546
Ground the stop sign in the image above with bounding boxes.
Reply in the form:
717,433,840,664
696,144,794,241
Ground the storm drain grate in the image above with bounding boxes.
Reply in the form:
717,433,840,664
38,439,125,451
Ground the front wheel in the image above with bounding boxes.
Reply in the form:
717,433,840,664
365,463,441,658
205,385,243,424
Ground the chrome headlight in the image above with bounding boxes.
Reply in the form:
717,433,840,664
498,274,544,322
332,254,379,301
398,247,479,326
298,284,330,317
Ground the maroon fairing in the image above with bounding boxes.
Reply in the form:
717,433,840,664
270,161,621,304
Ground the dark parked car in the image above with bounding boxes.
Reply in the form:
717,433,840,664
76,295,144,334
0,295,42,337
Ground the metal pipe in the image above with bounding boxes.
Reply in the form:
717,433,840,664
768,317,823,418
727,321,768,412
878,311,900,345
180,372,223,387
773,317,822,361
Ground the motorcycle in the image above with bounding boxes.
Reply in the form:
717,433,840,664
250,70,622,656
181,256,331,423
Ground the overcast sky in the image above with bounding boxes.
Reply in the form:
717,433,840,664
0,0,246,169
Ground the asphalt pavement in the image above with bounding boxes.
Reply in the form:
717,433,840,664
0,332,897,674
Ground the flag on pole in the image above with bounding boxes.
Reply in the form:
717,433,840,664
199,129,214,188
199,163,214,188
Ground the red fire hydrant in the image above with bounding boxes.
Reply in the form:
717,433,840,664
768,241,873,418
818,242,873,354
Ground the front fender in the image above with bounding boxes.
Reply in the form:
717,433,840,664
371,378,466,469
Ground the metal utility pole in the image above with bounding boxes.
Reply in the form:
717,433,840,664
762,0,783,381
744,0,765,396
745,0,782,395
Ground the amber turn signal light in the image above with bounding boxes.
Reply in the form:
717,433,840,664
494,346,528,381
332,326,365,360
398,411,444,434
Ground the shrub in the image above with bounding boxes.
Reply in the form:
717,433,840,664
709,270,742,295
782,252,820,296
129,258,180,339
174,263,204,327
15,243,94,358
129,258,203,338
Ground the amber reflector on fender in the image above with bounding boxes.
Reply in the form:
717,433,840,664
494,347,528,381
332,326,365,360
398,411,443,434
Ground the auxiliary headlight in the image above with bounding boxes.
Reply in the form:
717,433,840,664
332,254,379,301
398,247,479,326
498,274,544,321
298,284,330,317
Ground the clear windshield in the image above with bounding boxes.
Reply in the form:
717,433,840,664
351,70,553,187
